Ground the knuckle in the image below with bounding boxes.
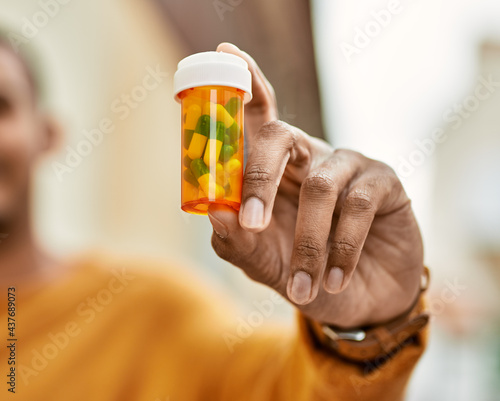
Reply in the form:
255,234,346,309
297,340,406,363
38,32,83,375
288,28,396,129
390,176,405,197
368,162,409,202
260,119,288,134
333,148,350,157
259,120,297,145
380,161,397,177
295,238,324,260
374,160,399,180
260,120,289,134
345,190,375,213
333,148,362,160
388,172,404,192
331,239,359,259
302,173,336,196
244,165,274,185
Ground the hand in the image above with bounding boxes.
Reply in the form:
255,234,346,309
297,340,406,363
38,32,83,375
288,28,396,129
208,43,424,328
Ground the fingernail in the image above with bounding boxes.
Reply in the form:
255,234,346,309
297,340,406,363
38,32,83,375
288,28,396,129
217,43,240,51
208,212,228,239
241,197,264,229
325,267,344,294
290,271,312,305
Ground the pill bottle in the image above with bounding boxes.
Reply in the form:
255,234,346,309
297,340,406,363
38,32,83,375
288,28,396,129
174,51,252,215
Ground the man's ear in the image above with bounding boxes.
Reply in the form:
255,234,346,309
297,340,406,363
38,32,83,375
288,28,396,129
39,113,63,154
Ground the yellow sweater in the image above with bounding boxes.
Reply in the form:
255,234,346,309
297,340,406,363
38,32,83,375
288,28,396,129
0,253,427,400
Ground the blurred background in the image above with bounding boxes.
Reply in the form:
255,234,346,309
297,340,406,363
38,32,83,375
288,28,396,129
1,0,500,399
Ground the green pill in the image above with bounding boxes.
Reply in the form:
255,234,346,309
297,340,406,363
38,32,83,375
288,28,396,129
225,97,242,117
203,121,226,166
184,129,194,149
183,168,199,187
227,121,241,145
220,144,234,162
187,115,212,160
215,121,226,141
190,158,209,180
183,155,192,168
195,114,212,137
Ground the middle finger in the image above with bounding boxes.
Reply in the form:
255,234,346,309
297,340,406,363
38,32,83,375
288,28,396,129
287,150,364,305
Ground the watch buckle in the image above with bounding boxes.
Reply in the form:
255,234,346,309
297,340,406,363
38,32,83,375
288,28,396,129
322,325,367,342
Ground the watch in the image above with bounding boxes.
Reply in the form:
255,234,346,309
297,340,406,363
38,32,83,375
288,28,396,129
307,267,430,363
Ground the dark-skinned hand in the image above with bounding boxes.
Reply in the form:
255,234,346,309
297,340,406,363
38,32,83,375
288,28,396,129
207,43,424,329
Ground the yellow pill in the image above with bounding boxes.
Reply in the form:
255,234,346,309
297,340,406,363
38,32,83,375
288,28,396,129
182,180,199,200
202,102,234,127
224,158,242,175
203,139,223,167
182,94,205,110
202,102,215,117
215,163,227,186
185,104,201,131
216,104,234,127
215,184,225,199
198,173,225,199
187,133,208,160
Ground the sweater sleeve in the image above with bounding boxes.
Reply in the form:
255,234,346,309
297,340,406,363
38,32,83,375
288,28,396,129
108,256,427,401
194,298,428,401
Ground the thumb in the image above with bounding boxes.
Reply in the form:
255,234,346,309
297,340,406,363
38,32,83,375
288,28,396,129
207,204,240,240
207,204,284,293
208,204,257,269
207,203,255,260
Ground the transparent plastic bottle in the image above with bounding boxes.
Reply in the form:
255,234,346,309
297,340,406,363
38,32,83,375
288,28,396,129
174,52,252,215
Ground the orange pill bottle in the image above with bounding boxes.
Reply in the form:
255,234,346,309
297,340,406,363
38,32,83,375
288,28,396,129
174,52,252,215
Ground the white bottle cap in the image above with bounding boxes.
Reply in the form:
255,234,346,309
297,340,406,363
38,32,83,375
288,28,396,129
173,51,252,103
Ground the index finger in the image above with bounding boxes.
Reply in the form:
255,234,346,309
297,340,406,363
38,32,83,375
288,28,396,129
216,43,278,138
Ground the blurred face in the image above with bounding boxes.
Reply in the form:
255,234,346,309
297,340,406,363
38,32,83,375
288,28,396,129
0,44,45,227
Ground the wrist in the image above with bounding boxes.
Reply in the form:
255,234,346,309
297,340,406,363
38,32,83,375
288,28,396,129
306,267,430,363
